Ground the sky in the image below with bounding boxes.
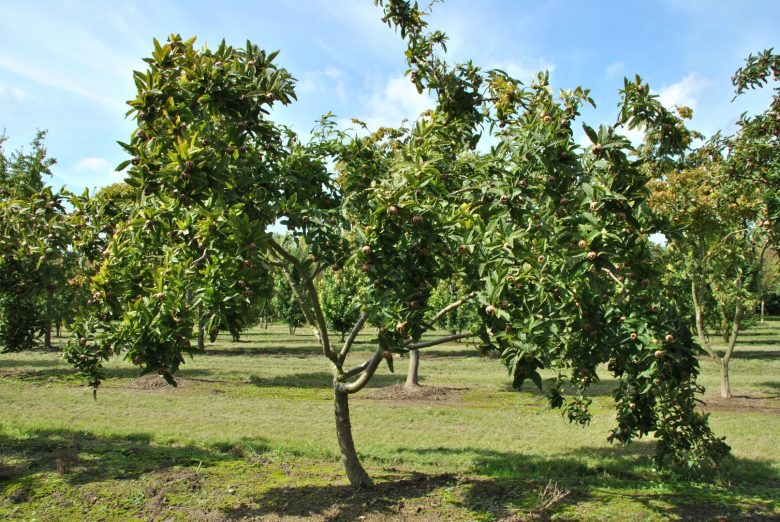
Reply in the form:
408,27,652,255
0,0,778,194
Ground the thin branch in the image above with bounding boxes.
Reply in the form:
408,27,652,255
269,237,336,364
340,312,369,363
268,237,301,267
302,275,334,363
430,291,477,324
601,268,625,288
407,332,472,350
341,355,372,380
338,348,385,394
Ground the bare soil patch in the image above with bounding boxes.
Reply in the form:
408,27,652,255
362,384,467,405
700,393,780,416
126,374,190,391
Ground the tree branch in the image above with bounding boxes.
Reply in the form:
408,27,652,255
430,291,477,324
340,312,369,364
301,274,334,363
341,354,373,380
406,332,472,350
270,243,337,365
338,348,385,394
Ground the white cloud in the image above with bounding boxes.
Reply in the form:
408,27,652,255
356,74,434,130
0,82,27,103
657,72,710,110
0,54,126,112
487,60,555,83
297,67,347,104
74,157,110,172
69,156,125,187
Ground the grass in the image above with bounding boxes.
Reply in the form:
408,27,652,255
1,321,779,520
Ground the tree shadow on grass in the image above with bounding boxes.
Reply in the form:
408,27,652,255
223,471,461,521
0,427,268,490
247,371,402,389
224,444,779,521
411,445,779,521
0,365,216,384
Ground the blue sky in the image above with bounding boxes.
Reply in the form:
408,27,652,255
0,0,777,194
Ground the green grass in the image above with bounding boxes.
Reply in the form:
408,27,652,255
1,321,779,521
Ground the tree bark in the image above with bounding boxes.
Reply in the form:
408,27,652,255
761,299,765,322
44,287,53,349
691,279,718,362
720,300,743,399
197,303,205,351
334,387,373,488
720,360,732,399
405,349,420,389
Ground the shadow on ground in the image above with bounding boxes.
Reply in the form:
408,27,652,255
222,444,780,521
0,428,267,489
247,371,402,389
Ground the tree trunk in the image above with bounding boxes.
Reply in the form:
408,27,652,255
720,300,744,400
405,349,420,389
197,303,205,351
334,388,373,488
692,280,718,361
761,300,765,322
720,360,732,399
44,287,53,349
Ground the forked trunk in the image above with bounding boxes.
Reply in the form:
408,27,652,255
405,349,420,389
334,388,373,488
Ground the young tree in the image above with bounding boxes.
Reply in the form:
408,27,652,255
65,6,728,488
273,267,306,334
317,266,362,341
650,163,764,398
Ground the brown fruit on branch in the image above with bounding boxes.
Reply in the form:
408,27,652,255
577,240,588,249
665,334,674,343
410,300,421,310
79,337,87,347
485,305,497,316
412,214,424,225
361,245,372,255
629,332,638,341
586,251,598,261
387,205,399,217
654,350,665,359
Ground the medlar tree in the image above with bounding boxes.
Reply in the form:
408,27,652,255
65,3,728,489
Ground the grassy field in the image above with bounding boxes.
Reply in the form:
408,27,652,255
1,320,779,521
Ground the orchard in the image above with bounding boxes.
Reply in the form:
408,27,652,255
1,1,779,519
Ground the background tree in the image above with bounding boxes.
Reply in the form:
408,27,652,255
0,132,69,351
650,160,765,398
273,266,306,334
317,266,362,341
